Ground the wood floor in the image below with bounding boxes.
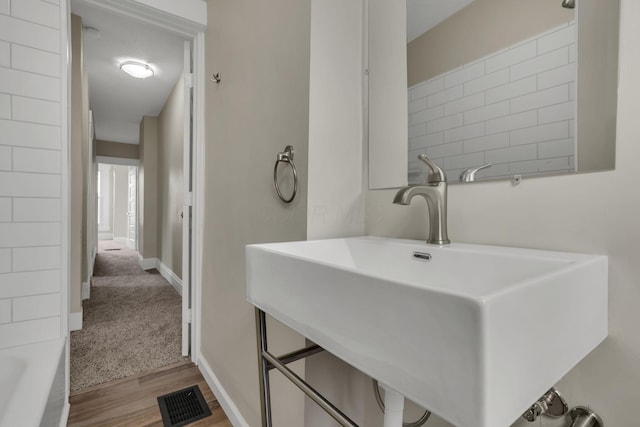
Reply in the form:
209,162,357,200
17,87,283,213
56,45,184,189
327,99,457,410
68,361,232,427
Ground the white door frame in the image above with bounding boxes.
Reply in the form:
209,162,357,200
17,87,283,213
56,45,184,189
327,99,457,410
181,40,192,357
191,31,205,363
127,166,138,250
69,0,206,364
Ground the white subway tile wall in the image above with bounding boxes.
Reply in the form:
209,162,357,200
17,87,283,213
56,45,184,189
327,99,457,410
0,249,9,272
12,293,60,322
0,145,10,170
13,198,60,222
12,96,61,125
0,316,60,348
11,44,61,77
0,270,60,299
0,93,9,119
0,198,10,222
408,22,576,183
0,1,63,349
0,298,10,324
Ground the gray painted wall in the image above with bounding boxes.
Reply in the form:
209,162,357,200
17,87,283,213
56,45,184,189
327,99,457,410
157,75,183,277
200,0,312,425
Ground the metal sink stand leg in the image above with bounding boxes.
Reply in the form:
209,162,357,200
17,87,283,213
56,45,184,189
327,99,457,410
255,308,359,427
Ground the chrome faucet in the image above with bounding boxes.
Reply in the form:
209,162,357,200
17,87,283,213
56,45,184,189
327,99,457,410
393,154,450,245
460,163,492,182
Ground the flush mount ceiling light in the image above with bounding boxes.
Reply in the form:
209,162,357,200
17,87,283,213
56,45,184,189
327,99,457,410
119,61,154,79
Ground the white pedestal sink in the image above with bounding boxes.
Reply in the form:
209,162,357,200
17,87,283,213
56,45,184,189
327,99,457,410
246,237,607,427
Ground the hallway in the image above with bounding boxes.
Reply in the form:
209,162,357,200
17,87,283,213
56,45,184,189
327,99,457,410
70,240,185,391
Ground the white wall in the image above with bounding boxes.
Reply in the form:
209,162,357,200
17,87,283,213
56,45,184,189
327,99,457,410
304,0,366,425
368,0,407,189
307,0,365,240
0,0,66,349
364,0,640,425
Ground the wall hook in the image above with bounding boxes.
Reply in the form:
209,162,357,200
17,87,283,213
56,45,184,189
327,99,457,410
211,73,222,83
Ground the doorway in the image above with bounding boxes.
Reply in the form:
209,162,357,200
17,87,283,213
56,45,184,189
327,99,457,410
96,162,137,248
69,0,205,393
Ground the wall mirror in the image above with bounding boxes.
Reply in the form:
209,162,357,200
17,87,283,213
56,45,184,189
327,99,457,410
368,0,620,189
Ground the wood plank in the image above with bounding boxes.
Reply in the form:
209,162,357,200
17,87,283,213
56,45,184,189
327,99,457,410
68,361,232,427
70,360,190,397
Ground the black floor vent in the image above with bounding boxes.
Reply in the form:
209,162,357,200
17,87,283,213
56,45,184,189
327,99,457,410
157,385,212,427
103,248,121,251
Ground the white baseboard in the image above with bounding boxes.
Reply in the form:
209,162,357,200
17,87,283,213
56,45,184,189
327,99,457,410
113,236,127,245
98,232,113,240
157,259,182,296
138,256,158,270
58,402,70,427
81,281,90,300
198,353,250,427
69,308,82,331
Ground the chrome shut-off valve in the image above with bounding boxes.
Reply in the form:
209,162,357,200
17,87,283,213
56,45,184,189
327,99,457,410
522,388,568,422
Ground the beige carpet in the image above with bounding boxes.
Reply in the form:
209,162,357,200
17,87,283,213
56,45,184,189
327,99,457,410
70,241,185,391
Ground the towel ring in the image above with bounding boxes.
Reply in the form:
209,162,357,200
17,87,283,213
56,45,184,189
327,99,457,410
273,145,298,203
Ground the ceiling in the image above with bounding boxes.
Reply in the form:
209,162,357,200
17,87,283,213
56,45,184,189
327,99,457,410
71,0,471,143
407,0,475,42
70,1,187,144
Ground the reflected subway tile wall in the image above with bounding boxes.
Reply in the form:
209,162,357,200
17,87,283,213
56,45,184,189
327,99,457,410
408,22,576,183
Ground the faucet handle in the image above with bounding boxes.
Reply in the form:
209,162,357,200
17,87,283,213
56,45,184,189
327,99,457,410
418,154,447,184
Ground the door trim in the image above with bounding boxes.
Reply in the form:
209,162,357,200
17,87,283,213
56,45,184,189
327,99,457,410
181,40,191,357
95,156,140,166
190,31,205,364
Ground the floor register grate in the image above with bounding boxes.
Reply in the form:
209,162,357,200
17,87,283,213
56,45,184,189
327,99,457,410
157,385,212,427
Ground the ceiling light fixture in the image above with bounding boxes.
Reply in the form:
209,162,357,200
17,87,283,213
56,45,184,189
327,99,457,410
119,61,154,79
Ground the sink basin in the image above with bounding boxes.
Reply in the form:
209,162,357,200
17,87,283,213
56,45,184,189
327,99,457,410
246,237,607,427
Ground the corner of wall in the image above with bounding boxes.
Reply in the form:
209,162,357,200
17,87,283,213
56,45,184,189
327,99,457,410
68,308,83,332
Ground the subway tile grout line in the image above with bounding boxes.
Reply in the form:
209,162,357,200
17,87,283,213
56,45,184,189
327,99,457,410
1,115,62,127
0,19,60,55
0,220,63,226
6,39,60,57
0,268,60,276
0,170,62,176
3,61,61,79
0,142,61,152
7,6,61,32
0,117,61,128
3,196,62,200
